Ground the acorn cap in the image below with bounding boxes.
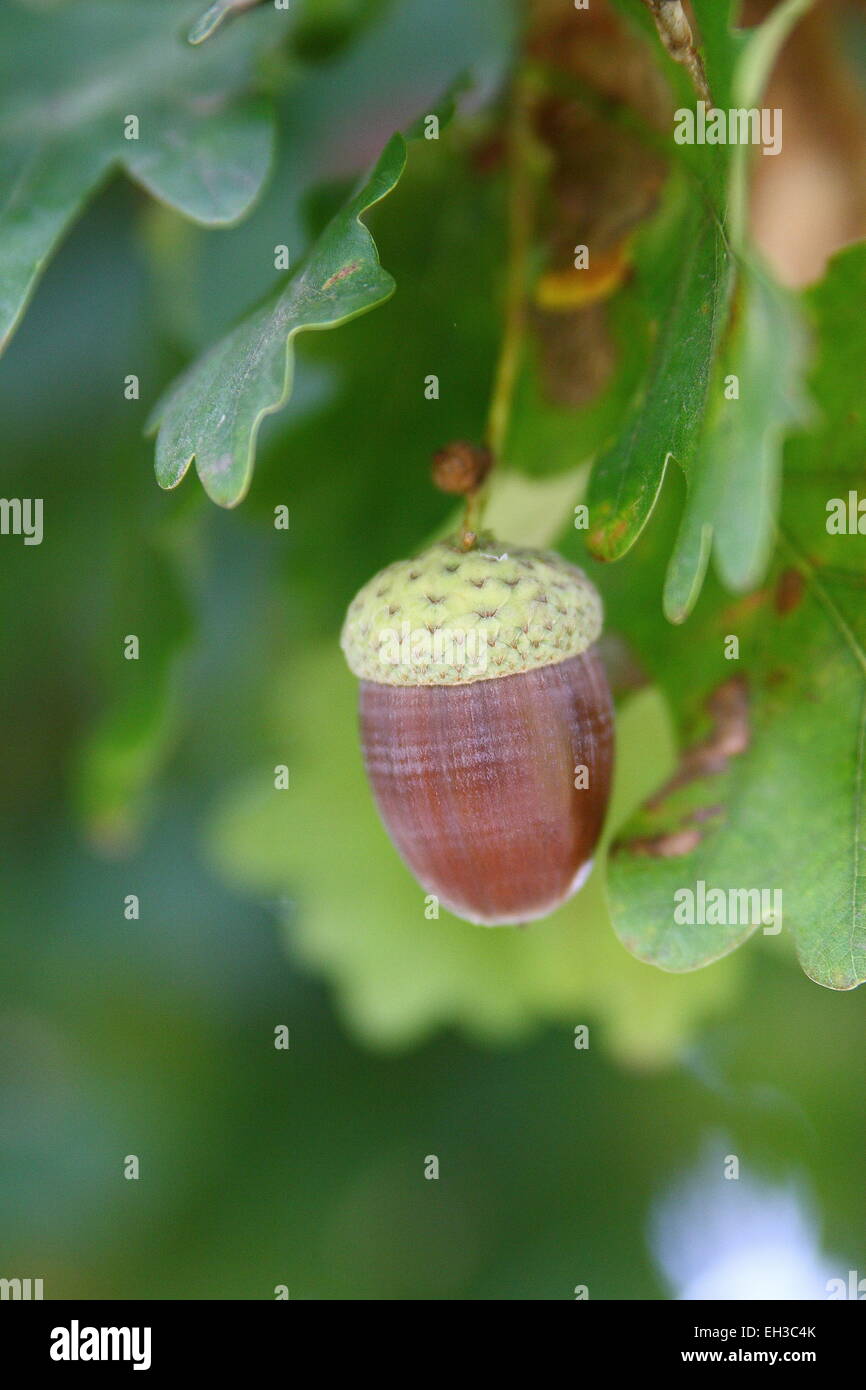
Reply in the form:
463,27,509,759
341,535,603,686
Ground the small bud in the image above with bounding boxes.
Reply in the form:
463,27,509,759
431,441,493,497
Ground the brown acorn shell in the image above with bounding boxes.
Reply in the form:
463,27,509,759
358,647,614,926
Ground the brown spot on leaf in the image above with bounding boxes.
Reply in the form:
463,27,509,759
719,587,771,625
775,566,805,615
647,676,750,809
322,260,362,291
621,827,703,858
588,512,631,560
616,677,750,858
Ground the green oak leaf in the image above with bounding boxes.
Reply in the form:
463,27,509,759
596,244,866,991
148,132,409,506
586,0,815,607
0,0,285,356
586,174,731,562
149,80,472,508
663,260,811,621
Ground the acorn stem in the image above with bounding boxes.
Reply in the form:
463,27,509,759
460,490,483,550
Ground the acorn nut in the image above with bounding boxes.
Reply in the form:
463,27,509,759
340,535,614,926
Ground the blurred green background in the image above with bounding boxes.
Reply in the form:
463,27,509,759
1,0,864,1300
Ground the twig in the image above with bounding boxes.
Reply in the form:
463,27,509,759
468,70,537,546
641,1,713,106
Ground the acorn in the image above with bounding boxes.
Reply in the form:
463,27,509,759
340,534,614,926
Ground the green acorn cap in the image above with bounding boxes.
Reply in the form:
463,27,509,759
340,535,603,686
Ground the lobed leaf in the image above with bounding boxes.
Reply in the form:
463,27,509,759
148,132,408,506
586,176,731,562
600,245,866,990
0,0,285,356
663,262,812,621
587,0,816,612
